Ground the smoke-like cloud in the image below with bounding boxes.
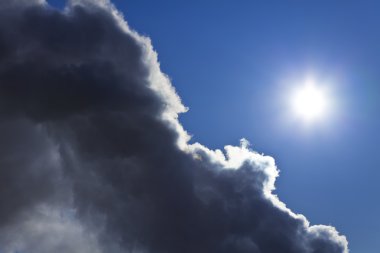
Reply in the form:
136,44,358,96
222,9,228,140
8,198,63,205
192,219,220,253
0,1,348,252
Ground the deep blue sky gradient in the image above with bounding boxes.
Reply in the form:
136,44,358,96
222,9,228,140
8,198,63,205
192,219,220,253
49,1,380,252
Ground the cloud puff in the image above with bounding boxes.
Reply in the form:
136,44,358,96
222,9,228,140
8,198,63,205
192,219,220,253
0,1,348,252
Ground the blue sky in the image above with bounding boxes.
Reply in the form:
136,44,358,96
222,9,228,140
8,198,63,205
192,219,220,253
49,1,380,252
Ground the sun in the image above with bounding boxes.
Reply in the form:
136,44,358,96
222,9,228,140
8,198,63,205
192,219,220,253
291,79,329,122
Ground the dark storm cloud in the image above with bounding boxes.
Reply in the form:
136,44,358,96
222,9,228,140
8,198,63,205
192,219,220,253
0,1,348,253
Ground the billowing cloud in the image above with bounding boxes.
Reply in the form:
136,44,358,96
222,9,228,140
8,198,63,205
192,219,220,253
0,0,348,252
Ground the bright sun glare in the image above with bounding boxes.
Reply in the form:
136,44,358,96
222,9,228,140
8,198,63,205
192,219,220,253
291,79,329,122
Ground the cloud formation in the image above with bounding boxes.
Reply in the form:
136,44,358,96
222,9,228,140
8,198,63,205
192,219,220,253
0,1,348,252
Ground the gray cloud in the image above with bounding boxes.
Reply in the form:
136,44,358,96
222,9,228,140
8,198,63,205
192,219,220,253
0,1,348,252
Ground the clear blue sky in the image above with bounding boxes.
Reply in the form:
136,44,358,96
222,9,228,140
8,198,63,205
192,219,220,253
51,1,380,252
